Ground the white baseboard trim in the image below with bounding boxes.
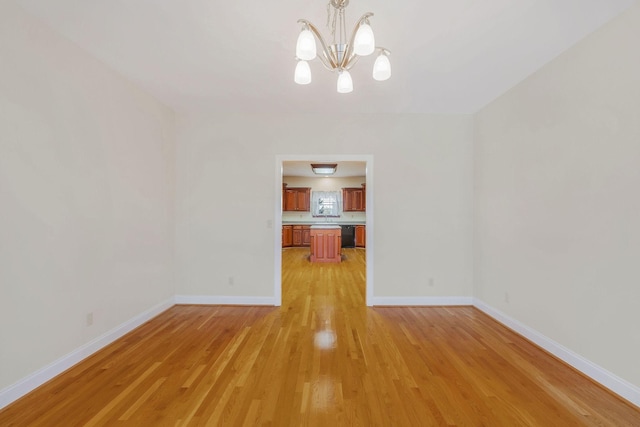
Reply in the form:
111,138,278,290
174,295,277,306
371,296,473,306
0,297,174,411
473,298,640,408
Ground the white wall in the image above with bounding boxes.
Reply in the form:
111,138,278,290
0,2,175,393
474,3,640,392
175,113,474,299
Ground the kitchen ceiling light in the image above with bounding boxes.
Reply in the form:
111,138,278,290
294,0,391,93
311,164,338,175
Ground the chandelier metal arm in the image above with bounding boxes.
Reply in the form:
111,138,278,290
297,19,337,70
339,12,374,69
317,46,338,71
344,55,360,71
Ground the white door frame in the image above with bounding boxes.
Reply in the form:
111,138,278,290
274,154,374,306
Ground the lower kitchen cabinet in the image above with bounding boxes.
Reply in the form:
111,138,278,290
283,225,311,248
302,227,311,246
355,225,366,248
292,226,302,246
282,225,293,247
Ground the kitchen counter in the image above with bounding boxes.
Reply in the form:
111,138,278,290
283,221,365,225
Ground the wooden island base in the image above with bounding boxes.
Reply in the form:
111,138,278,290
309,225,341,263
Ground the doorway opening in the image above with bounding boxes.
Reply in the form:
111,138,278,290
274,155,374,306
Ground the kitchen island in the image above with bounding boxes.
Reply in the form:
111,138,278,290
309,225,342,263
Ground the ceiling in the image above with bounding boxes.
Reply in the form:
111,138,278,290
283,161,365,178
13,0,635,115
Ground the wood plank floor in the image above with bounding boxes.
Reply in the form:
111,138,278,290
1,247,639,425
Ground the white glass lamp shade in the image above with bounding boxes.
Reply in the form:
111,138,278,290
294,60,312,85
353,23,375,56
372,53,391,81
337,70,353,93
296,28,316,61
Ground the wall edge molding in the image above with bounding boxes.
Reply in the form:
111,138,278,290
0,297,175,410
473,298,640,408
174,295,277,306
371,296,474,306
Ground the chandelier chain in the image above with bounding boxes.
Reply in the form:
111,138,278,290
340,8,347,47
327,2,336,41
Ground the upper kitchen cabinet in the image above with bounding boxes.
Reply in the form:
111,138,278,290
343,184,366,212
283,184,311,211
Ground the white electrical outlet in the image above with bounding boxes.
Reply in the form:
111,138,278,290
505,292,510,303
86,312,94,326
228,276,234,286
428,277,435,287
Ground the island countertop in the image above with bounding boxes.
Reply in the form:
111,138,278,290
310,224,341,229
282,221,365,226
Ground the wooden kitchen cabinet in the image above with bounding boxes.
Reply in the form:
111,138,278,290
283,185,311,211
284,225,311,247
343,184,366,212
302,226,311,246
282,225,293,247
292,226,303,246
355,225,366,248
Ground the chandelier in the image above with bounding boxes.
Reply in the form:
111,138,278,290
294,0,391,93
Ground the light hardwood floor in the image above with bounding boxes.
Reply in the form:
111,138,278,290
1,247,639,425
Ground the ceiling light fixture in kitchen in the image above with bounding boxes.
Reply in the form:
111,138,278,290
294,0,391,93
311,164,338,175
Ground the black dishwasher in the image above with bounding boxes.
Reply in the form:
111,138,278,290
341,225,355,248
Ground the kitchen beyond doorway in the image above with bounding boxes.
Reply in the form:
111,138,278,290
275,155,374,306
